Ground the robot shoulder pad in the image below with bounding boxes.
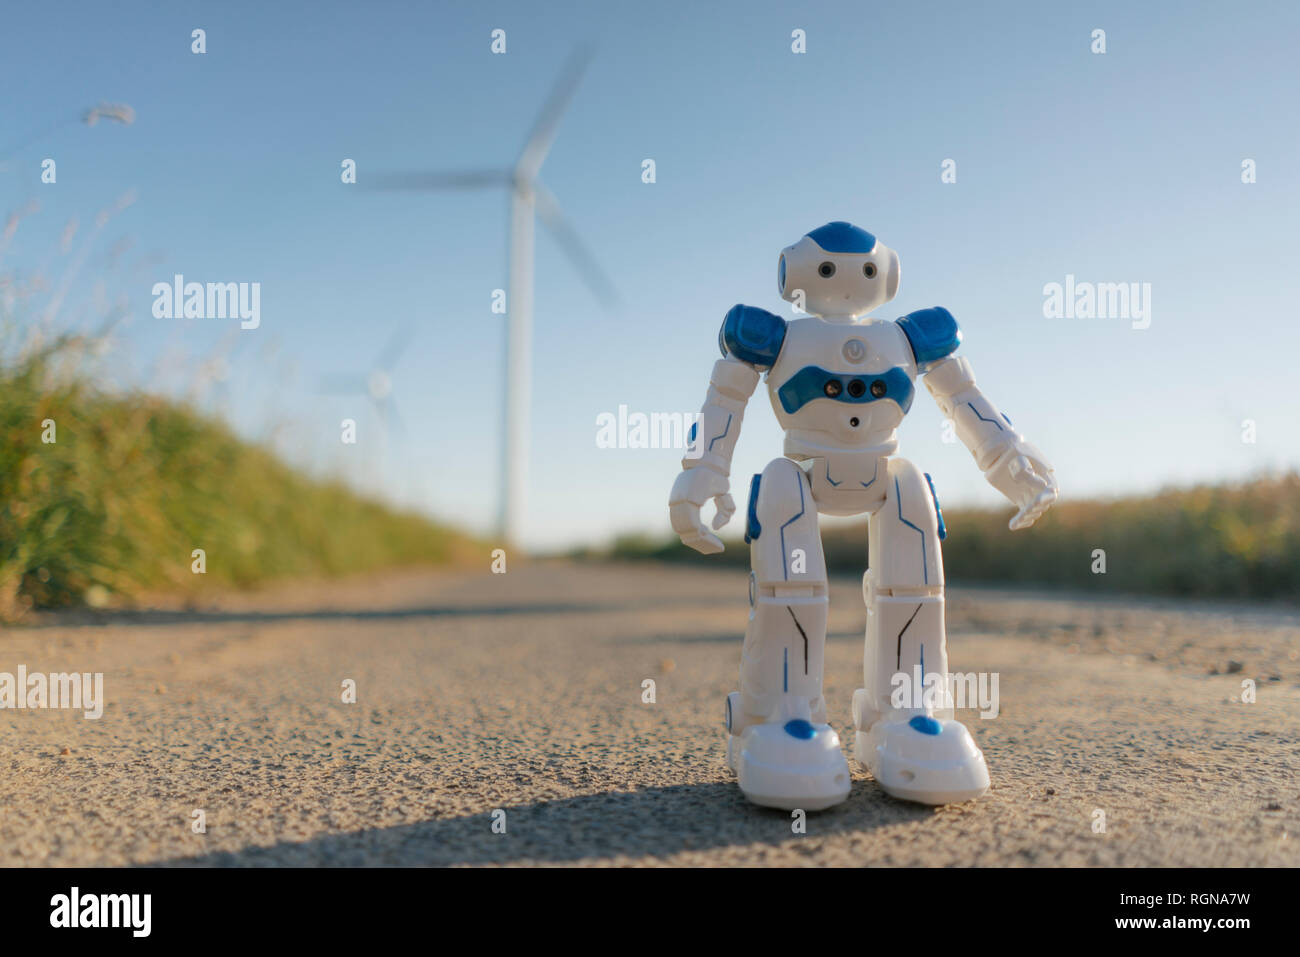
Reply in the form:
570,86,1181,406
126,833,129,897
896,307,962,368
718,304,787,370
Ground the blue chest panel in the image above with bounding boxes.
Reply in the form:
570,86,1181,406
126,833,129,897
776,365,915,415
719,304,787,370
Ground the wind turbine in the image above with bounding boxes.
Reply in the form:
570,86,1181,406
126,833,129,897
319,326,413,483
369,46,618,547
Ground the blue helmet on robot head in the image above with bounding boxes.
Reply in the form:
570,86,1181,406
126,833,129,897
805,221,878,255
778,221,900,319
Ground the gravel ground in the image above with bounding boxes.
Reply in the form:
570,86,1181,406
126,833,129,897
1,560,1296,866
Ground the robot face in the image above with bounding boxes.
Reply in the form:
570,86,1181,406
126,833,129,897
777,221,900,318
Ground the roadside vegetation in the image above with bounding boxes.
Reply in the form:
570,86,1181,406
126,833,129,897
0,332,477,620
598,473,1300,601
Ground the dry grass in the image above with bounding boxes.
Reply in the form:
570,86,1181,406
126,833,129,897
601,473,1300,601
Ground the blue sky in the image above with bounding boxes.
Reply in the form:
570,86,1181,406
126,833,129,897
2,0,1297,550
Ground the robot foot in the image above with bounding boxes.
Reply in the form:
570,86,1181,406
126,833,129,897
851,690,989,805
725,695,850,811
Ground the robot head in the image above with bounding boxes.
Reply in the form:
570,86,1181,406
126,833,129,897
777,221,900,319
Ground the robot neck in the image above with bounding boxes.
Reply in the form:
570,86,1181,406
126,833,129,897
813,310,868,323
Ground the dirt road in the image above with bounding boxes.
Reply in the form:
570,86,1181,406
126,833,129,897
1,561,1296,866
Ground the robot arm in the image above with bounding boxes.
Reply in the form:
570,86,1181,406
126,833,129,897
669,305,786,554
669,356,758,553
922,354,1058,530
896,307,1057,531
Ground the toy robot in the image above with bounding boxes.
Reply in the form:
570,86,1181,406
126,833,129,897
669,222,1058,809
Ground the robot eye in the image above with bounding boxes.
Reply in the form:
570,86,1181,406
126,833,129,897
817,261,836,278
863,262,877,279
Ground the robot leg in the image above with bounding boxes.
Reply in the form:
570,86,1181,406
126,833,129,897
724,456,849,811
851,457,989,805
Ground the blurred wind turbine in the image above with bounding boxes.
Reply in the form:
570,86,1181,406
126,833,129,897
369,45,618,546
319,326,414,480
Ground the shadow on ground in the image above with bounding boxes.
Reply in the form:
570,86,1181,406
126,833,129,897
24,598,738,630
156,780,933,867
629,629,867,645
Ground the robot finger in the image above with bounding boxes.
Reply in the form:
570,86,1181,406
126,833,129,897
1008,507,1036,531
683,529,726,554
670,500,706,537
1008,488,1056,531
1017,441,1056,474
1008,454,1034,479
1018,466,1052,502
672,500,726,553
712,493,736,530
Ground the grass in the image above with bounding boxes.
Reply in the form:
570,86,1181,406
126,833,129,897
596,472,1300,602
0,331,479,620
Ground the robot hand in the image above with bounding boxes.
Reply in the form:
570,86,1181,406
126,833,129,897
669,467,737,554
985,439,1059,531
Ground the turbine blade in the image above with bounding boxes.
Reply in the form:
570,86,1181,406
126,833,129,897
514,44,595,182
534,185,620,311
364,169,512,191
318,373,368,394
376,325,415,372
386,398,407,438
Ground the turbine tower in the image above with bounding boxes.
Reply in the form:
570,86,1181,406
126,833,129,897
370,46,617,546
319,326,414,484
